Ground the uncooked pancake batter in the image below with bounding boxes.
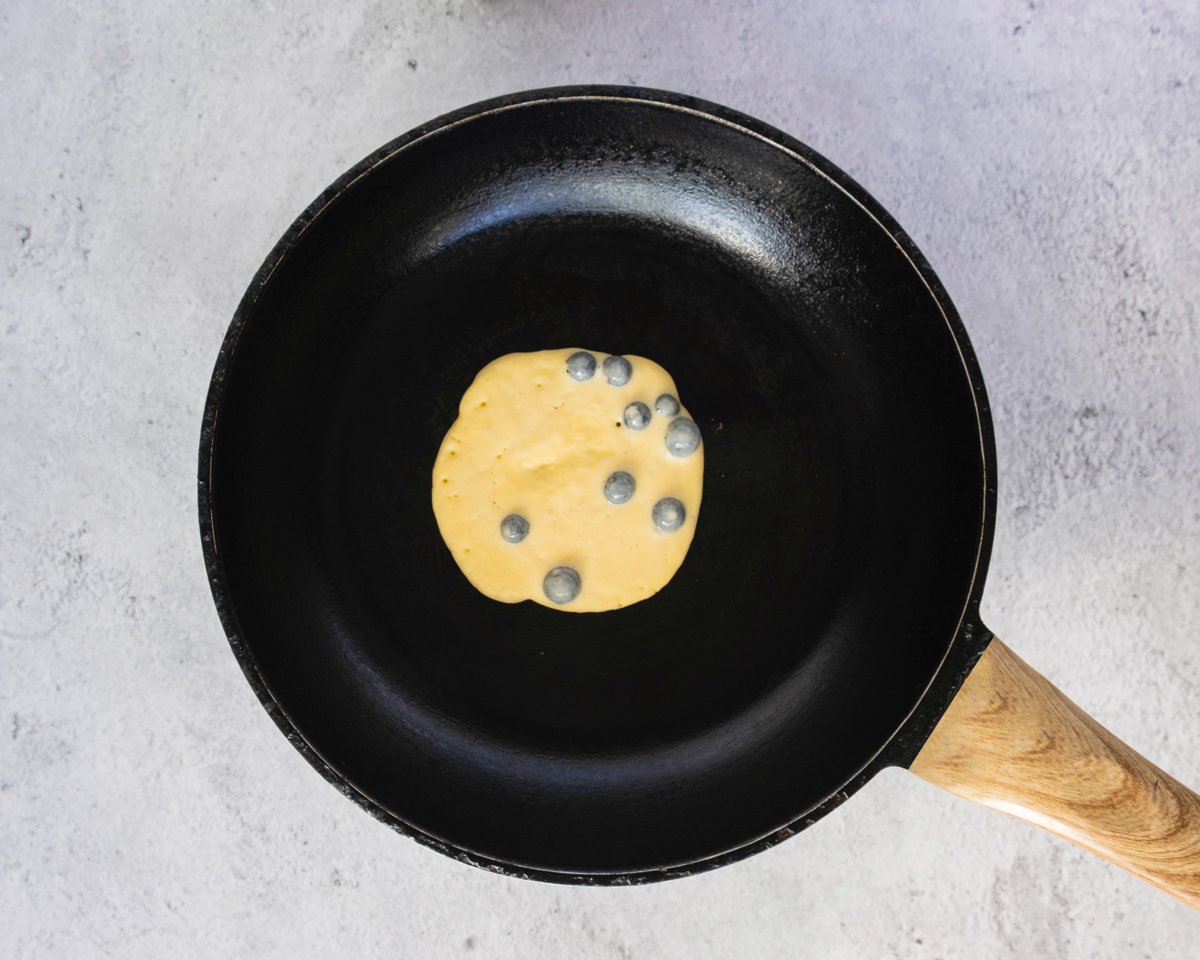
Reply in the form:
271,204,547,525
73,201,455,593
432,349,704,612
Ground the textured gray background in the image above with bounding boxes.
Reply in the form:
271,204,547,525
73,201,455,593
2,0,1198,956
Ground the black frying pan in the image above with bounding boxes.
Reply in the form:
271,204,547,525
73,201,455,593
199,86,1200,901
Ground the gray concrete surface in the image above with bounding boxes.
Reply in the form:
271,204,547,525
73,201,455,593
2,0,1198,955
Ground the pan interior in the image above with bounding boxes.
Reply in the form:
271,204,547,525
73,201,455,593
207,96,987,874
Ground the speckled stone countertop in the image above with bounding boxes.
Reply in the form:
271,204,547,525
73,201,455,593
2,1,1197,956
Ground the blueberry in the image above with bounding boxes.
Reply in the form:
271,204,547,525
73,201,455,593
652,497,686,532
566,351,596,381
604,471,636,504
602,355,632,386
543,565,582,604
623,401,651,430
664,417,701,457
500,514,529,543
655,394,680,417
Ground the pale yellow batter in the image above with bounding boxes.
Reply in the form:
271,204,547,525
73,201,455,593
431,349,704,612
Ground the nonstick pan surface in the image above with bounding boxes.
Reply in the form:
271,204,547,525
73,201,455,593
199,86,996,882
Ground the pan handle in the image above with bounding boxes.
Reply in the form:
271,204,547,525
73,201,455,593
910,637,1200,908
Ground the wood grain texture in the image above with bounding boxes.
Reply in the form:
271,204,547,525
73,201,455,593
911,638,1200,909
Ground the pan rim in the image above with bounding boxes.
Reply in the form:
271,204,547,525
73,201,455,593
198,84,998,883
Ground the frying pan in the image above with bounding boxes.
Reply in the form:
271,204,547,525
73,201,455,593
198,86,1200,904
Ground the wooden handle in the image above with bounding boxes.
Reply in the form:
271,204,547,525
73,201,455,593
910,637,1200,908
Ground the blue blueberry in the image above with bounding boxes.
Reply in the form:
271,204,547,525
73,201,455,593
543,565,582,604
655,394,680,417
602,355,632,386
604,471,636,504
500,514,529,543
652,497,686,532
566,351,596,381
623,401,651,430
664,417,701,457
